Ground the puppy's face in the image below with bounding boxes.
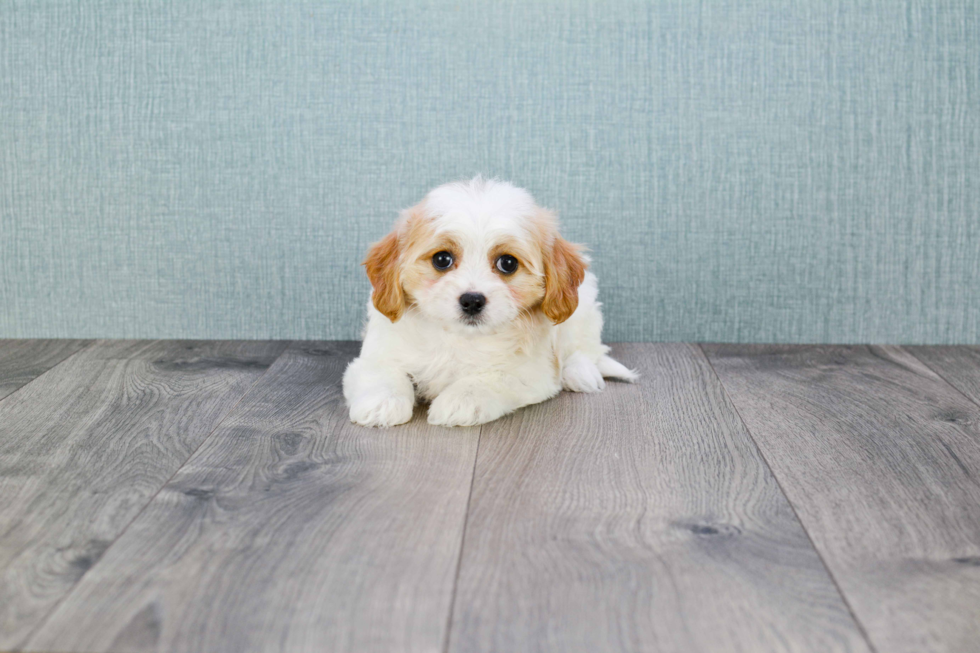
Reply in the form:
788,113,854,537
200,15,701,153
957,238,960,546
364,179,586,333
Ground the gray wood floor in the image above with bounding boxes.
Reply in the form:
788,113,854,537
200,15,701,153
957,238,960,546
1,340,978,653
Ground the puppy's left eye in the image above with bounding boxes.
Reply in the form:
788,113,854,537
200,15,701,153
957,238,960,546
495,255,519,275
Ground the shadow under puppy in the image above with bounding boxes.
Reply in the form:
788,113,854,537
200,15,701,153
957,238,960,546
344,177,637,427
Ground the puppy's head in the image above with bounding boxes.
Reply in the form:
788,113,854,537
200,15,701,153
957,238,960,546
364,178,587,333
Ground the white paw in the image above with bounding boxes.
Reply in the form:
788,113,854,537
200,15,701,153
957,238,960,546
562,354,606,393
349,391,414,427
427,387,505,427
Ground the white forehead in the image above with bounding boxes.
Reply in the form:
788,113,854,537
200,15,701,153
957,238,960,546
423,177,537,240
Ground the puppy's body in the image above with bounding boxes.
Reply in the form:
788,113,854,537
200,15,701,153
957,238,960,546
344,178,636,427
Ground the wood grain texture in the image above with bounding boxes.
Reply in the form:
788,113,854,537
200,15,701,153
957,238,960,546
447,343,870,653
0,339,288,648
0,339,90,401
28,341,481,653
703,344,980,653
907,346,980,407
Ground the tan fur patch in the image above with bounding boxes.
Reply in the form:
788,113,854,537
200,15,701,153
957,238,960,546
363,230,405,322
542,237,586,324
488,238,546,313
529,209,588,325
399,212,460,304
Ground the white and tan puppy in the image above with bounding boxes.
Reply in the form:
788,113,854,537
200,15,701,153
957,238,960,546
344,177,637,427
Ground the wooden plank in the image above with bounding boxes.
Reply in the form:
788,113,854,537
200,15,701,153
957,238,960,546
27,341,481,653
0,339,90,401
0,339,289,649
907,345,980,406
448,343,870,653
702,344,980,653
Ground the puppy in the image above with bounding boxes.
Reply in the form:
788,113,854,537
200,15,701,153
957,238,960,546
343,177,637,427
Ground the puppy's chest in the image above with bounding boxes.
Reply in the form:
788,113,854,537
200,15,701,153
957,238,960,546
402,333,534,400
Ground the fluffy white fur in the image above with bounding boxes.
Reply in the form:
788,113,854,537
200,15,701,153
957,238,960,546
344,178,637,427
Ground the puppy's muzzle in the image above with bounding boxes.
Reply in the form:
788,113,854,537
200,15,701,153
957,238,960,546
459,292,486,316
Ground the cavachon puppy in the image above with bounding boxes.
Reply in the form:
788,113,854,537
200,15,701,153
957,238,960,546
343,177,637,427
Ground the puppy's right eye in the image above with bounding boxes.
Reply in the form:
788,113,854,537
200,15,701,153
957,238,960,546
432,251,454,271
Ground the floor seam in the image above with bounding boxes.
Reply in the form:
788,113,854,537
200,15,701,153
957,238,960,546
696,343,881,653
441,423,483,653
904,346,980,410
0,339,99,409
16,340,295,651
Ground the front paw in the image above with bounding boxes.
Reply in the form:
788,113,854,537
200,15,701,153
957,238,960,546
349,391,414,427
427,387,505,427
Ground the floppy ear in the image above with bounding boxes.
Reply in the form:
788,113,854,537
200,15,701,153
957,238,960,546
541,236,587,324
363,231,406,322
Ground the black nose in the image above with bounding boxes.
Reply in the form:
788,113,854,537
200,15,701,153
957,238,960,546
459,292,486,316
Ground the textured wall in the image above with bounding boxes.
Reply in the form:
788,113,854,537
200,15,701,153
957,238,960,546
1,1,978,342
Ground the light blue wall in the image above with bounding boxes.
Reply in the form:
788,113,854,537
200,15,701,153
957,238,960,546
1,1,978,343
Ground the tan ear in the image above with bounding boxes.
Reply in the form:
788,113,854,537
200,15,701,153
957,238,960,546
363,231,405,322
542,237,587,324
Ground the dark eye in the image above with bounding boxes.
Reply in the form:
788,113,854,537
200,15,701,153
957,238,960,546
495,254,519,275
432,251,454,270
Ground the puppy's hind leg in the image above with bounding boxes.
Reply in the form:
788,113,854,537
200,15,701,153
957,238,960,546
561,351,606,393
563,353,637,392
555,271,638,389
